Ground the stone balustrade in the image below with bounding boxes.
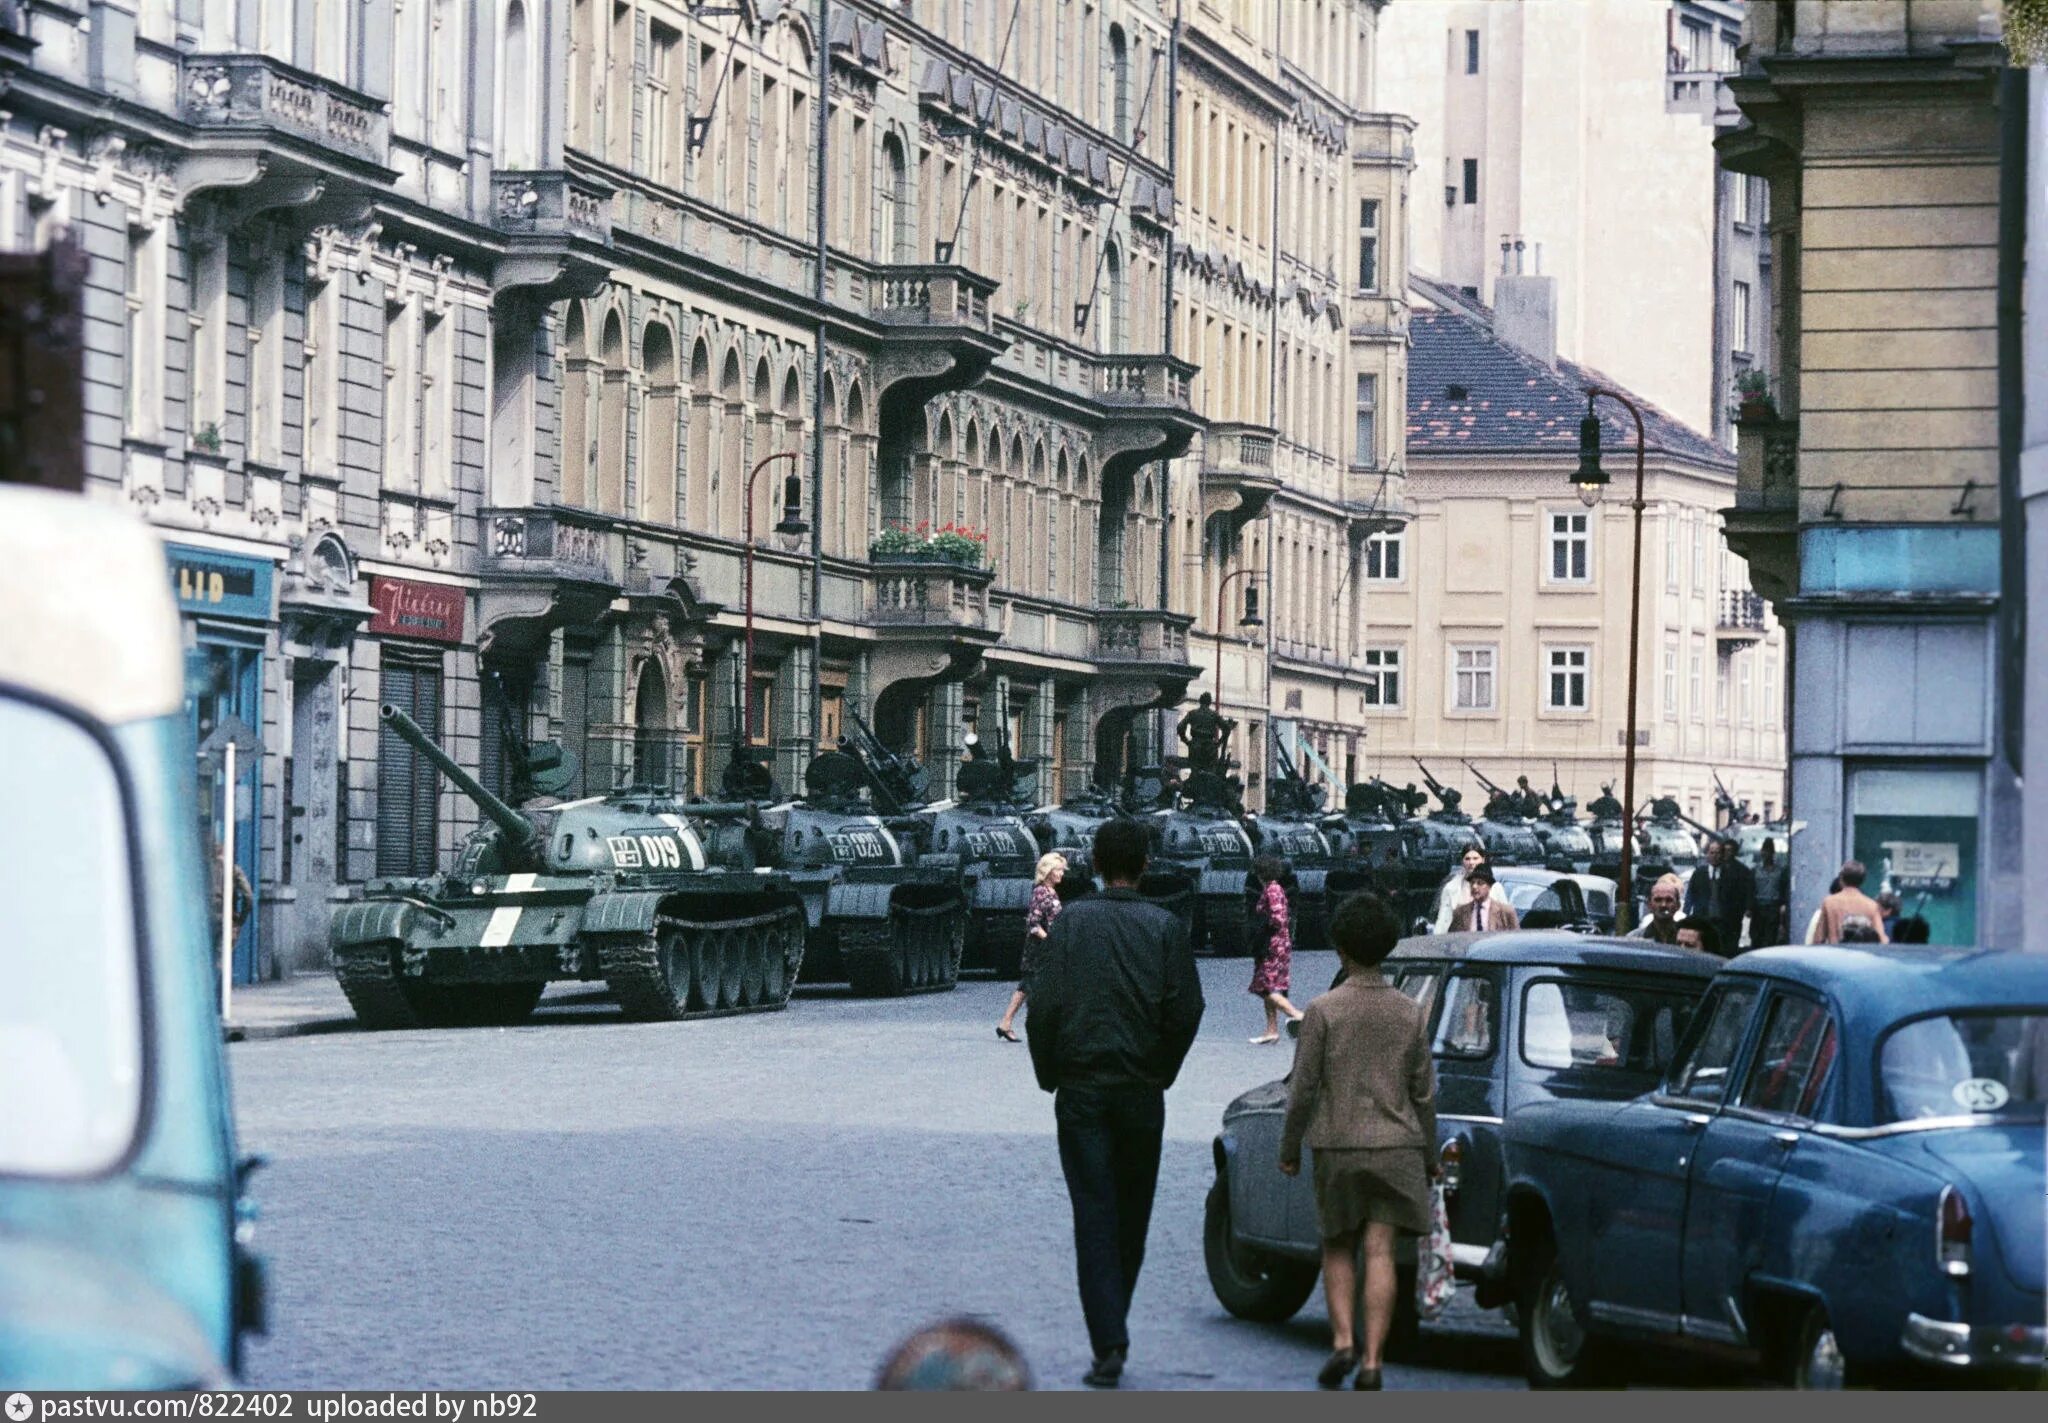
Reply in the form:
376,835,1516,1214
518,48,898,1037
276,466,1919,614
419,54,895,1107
181,53,390,166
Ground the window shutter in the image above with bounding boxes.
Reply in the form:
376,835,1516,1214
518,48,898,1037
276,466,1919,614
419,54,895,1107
376,659,444,878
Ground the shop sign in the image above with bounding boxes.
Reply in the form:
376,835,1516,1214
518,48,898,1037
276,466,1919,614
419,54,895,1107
166,542,274,622
368,576,466,644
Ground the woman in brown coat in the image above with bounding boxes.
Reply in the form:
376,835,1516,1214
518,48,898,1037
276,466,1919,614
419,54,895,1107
1279,892,1439,1390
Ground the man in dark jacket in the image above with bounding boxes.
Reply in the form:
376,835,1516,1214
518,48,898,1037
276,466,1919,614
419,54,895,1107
1685,835,1756,952
1027,817,1205,1388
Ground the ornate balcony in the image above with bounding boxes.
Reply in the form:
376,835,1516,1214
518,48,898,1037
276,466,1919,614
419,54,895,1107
1095,353,1204,496
868,265,996,330
490,170,615,301
1717,589,1768,647
1723,415,1799,605
475,508,624,657
1199,422,1282,531
1090,606,1201,736
181,53,390,169
864,553,1000,709
864,263,1007,408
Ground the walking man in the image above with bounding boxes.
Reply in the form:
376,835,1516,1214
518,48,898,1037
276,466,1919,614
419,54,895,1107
1027,818,1205,1388
1816,860,1889,944
1629,874,1686,945
1751,838,1787,948
1686,836,1755,953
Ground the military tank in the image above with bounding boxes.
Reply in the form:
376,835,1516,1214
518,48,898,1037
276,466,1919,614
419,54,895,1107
1402,763,1488,930
1133,763,1258,956
726,746,965,998
1585,782,1631,887
842,712,1039,980
1529,770,1597,874
330,705,807,1030
1245,736,1366,952
1462,762,1548,868
1633,794,1706,908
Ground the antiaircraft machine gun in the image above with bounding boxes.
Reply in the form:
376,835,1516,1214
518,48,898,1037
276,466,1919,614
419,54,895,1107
1247,731,1365,952
1462,761,1546,868
329,705,807,1029
1528,763,1597,875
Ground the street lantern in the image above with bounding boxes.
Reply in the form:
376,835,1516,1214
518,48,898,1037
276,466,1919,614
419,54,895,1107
1239,583,1262,629
1574,400,1609,508
774,471,808,550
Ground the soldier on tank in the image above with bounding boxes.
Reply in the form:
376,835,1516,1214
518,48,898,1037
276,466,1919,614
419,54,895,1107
1512,775,1546,819
1178,693,1235,775
1586,782,1625,821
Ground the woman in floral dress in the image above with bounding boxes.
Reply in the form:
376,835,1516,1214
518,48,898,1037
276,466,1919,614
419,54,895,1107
1249,854,1305,1043
997,852,1066,1042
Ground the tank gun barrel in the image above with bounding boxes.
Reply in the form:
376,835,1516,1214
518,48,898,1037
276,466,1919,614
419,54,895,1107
1462,760,1507,798
1413,758,1450,798
840,708,917,814
379,703,539,850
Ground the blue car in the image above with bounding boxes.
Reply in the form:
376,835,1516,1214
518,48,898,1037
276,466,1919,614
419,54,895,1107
1498,946,2047,1388
0,490,265,1386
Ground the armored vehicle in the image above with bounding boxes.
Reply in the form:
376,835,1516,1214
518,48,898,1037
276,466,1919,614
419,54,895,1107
1135,764,1257,956
843,713,1039,980
330,706,806,1029
1399,763,1489,929
1631,795,1705,907
1245,737,1366,952
1028,784,1125,905
740,748,965,998
1713,772,1796,871
1584,782,1631,887
1463,763,1548,868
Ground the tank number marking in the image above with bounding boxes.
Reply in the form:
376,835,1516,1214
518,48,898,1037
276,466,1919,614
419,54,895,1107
828,830,890,863
966,830,1024,859
606,833,688,870
1200,831,1245,856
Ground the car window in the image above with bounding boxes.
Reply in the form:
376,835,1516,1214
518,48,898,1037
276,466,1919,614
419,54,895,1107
1522,979,1700,1074
0,696,144,1176
1666,982,1761,1104
1738,992,1839,1119
1880,1013,2048,1123
1432,974,1496,1059
1390,964,1444,1022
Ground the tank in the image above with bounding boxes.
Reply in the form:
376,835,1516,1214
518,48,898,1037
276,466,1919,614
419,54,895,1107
1633,795,1705,907
1134,765,1258,956
1462,762,1548,868
1402,763,1489,929
1584,782,1630,887
330,705,807,1030
745,748,966,998
1246,737,1367,952
1530,779,1597,875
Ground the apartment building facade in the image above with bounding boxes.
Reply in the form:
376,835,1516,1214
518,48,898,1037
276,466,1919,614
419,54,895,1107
0,0,1411,976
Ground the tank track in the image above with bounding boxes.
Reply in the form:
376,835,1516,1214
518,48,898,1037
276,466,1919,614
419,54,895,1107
333,943,546,1030
840,905,965,997
962,908,1027,979
1197,896,1253,957
598,904,806,1021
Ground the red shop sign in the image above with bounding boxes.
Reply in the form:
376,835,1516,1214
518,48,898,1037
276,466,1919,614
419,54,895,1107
368,576,466,644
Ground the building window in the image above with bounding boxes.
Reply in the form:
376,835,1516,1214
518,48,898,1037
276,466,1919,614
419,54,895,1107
1731,173,1752,227
1663,638,1679,718
1545,645,1590,711
1363,647,1402,708
1364,529,1402,581
647,21,678,185
1451,644,1497,712
1737,653,1753,725
1762,654,1777,728
1548,510,1591,583
1716,653,1731,721
1462,157,1478,205
1464,28,1479,74
1682,19,1709,71
124,224,164,439
1689,643,1705,721
1357,198,1380,292
1354,373,1378,465
382,297,418,492
1719,30,1740,73
1664,507,1680,593
1732,280,1752,355
1691,513,1707,592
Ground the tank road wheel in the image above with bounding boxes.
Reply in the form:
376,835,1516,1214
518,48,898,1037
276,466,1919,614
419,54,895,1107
738,923,768,1007
334,944,427,1030
692,932,730,1011
600,926,691,1021
761,923,790,1003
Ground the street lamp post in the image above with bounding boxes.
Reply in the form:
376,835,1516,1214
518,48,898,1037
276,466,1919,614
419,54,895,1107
1571,387,1647,930
742,450,809,760
1213,563,1264,760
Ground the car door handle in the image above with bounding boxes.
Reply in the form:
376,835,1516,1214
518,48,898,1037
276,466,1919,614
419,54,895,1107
1771,1131,1799,1149
1682,1113,1711,1130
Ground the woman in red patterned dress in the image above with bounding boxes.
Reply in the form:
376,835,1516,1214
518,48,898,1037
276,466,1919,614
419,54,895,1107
997,851,1066,1042
1249,854,1304,1043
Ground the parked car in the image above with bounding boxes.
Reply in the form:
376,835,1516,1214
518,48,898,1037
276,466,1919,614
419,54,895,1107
1431,866,1610,933
0,489,266,1387
1498,945,2047,1389
1204,932,1717,1340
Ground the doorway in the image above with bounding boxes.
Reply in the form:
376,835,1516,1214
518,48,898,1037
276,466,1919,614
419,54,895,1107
285,659,341,975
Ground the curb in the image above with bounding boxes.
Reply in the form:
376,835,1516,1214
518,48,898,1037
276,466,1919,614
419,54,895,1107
225,1018,358,1042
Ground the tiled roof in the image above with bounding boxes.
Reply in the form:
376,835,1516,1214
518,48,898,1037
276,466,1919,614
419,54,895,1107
1406,281,1732,468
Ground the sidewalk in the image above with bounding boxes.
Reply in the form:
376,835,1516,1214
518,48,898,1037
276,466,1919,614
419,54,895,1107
223,974,359,1041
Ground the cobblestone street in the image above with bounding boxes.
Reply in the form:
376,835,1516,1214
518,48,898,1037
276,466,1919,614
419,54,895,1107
232,953,1521,1391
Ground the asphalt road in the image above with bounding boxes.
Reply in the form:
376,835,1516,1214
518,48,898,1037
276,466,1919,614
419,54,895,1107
231,950,1522,1391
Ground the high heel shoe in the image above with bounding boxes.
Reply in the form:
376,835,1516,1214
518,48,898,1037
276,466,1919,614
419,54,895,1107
1316,1349,1357,1389
996,1025,1020,1042
1352,1366,1383,1391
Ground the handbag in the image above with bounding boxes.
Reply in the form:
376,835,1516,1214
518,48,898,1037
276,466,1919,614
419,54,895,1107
1417,1181,1455,1321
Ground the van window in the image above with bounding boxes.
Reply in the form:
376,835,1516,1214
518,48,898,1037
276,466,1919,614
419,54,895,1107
0,697,144,1175
1432,973,1497,1059
1522,979,1699,1074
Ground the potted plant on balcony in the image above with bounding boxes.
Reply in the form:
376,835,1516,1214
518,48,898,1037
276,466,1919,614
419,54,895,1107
869,523,926,560
927,522,988,568
1732,369,1776,424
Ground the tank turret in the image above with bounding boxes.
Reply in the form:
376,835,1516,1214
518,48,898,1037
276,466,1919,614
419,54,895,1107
381,704,543,868
1528,764,1595,874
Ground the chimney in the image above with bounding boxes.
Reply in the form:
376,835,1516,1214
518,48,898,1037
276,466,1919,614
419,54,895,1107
1493,233,1558,367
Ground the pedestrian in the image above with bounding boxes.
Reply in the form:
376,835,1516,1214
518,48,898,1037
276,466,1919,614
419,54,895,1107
997,851,1066,1043
1815,860,1889,944
1686,836,1756,953
1026,818,1205,1389
874,1318,1031,1391
1803,876,1842,944
1247,854,1304,1044
1279,892,1440,1392
1751,838,1788,948
1629,873,1685,944
1448,861,1519,932
1431,845,1510,931
1893,914,1932,945
1675,915,1725,958
1877,889,1903,943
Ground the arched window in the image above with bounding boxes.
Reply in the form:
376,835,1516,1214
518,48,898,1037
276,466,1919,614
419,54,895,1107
641,322,678,525
596,309,627,513
500,2,536,169
633,659,671,788
1104,244,1128,354
1109,25,1131,144
846,380,872,547
686,338,712,522
718,348,744,533
880,134,911,263
750,357,776,538
561,304,591,506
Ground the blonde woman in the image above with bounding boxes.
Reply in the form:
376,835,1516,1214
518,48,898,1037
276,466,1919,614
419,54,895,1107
998,851,1067,1042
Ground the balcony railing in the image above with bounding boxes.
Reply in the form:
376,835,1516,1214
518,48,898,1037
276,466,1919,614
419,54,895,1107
1202,422,1278,477
869,555,993,631
1094,608,1194,666
492,171,613,246
1095,354,1196,411
1719,590,1766,635
181,53,389,166
480,508,618,584
868,265,996,331
1734,417,1798,514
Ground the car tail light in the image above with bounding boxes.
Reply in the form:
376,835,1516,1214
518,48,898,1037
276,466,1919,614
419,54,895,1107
1440,1137,1464,1199
1937,1185,1972,1278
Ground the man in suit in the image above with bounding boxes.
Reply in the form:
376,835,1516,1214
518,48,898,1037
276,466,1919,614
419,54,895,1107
1449,862,1520,933
1027,818,1205,1388
1686,836,1756,952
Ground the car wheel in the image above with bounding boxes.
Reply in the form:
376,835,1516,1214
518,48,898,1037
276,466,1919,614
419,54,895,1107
1203,1179,1319,1323
1788,1305,1848,1390
1518,1242,1611,1388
